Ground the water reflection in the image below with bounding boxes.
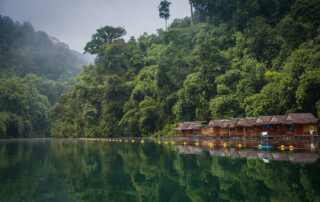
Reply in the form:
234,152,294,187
0,140,320,202
175,145,319,164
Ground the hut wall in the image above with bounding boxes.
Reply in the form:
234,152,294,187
267,125,281,136
180,130,197,136
271,125,287,136
235,128,243,136
201,128,214,136
279,125,289,136
230,128,237,136
256,127,263,135
294,125,304,136
213,127,220,136
220,128,229,137
246,127,258,136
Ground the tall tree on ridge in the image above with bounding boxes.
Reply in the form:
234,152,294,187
84,26,126,54
159,0,171,30
189,0,194,25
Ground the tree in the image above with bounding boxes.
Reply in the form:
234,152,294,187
84,26,126,54
189,0,194,25
209,95,243,119
159,0,171,30
296,70,320,115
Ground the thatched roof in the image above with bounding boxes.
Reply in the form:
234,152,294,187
209,119,226,128
270,115,289,125
236,117,257,127
204,113,318,130
255,116,273,125
208,119,239,128
286,113,318,124
175,121,203,131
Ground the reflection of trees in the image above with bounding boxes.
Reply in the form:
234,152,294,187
0,141,319,202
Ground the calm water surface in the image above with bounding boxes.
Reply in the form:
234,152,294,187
0,139,320,202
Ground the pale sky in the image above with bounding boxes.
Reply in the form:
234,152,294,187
0,0,190,52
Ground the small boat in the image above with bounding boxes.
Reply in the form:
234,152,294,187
262,158,270,163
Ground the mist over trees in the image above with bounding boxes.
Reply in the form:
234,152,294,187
51,0,320,138
0,15,89,138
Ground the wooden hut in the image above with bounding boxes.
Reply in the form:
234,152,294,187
228,119,239,137
236,118,257,137
206,119,238,137
269,115,290,136
178,113,318,138
217,120,231,137
175,122,203,136
206,120,223,136
255,116,273,135
286,113,318,136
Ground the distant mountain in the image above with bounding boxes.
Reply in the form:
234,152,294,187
0,15,89,80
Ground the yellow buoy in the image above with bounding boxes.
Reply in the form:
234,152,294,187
289,145,294,151
183,142,187,145
141,140,145,144
164,141,168,145
195,142,199,146
131,140,135,143
238,144,242,148
208,143,214,148
223,143,228,148
171,141,175,145
280,145,286,151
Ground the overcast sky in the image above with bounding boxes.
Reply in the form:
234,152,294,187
0,0,190,52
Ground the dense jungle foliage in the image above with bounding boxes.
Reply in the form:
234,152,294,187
0,142,320,202
0,15,89,138
51,0,320,138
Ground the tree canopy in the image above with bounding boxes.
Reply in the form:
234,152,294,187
51,0,320,138
1,0,320,138
84,26,127,54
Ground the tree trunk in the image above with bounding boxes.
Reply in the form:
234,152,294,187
165,19,168,30
189,0,194,25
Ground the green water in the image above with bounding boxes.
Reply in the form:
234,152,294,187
0,140,320,202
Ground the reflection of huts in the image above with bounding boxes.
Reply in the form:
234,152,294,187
288,153,319,163
286,113,318,136
175,122,203,136
176,146,203,155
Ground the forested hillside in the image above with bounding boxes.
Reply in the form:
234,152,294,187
51,0,320,138
0,15,89,138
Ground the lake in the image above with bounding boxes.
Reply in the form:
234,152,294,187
0,139,320,202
